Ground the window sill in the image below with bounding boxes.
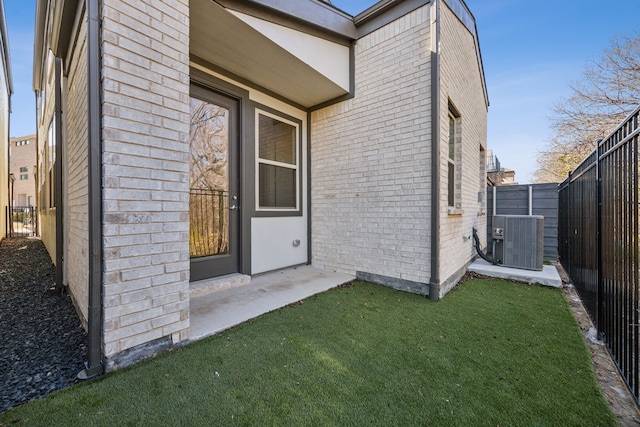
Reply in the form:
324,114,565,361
447,207,463,216
254,209,302,218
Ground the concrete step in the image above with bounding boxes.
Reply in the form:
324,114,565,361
189,273,251,298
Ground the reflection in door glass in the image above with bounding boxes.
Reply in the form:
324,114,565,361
189,97,229,258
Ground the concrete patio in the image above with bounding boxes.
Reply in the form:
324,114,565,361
189,266,355,341
467,258,563,287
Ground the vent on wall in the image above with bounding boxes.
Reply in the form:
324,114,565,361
492,215,544,271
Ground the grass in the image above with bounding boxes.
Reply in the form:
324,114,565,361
0,279,615,426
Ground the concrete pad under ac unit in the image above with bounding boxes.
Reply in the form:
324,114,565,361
467,259,562,288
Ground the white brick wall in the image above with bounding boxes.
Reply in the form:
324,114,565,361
312,2,487,296
101,0,190,359
66,14,90,324
36,49,58,263
437,1,488,292
311,6,433,284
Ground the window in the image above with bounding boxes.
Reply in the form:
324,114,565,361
19,166,28,172
20,174,28,180
447,102,461,211
256,111,299,211
479,145,486,202
45,116,56,209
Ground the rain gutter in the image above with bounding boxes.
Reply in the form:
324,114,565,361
0,0,12,95
429,0,441,301
78,0,103,379
54,57,63,288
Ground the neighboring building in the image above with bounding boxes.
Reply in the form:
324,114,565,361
34,0,488,374
486,150,517,186
486,150,502,186
0,0,11,242
9,135,36,207
502,168,517,185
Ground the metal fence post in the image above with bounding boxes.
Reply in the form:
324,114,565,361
596,142,603,339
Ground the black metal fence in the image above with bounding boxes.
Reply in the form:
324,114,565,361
6,206,38,237
189,188,228,258
559,105,640,403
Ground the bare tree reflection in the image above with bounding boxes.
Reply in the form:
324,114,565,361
189,99,229,257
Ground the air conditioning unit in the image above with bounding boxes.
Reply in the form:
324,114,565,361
492,215,544,271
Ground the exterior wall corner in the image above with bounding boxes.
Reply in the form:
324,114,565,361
100,0,191,358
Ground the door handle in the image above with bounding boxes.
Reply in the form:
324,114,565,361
230,195,239,210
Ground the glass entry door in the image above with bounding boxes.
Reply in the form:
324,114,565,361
189,87,239,281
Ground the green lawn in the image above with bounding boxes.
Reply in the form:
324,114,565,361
0,279,615,426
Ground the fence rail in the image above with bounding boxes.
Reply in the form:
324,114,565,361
6,206,38,237
559,105,640,404
189,188,228,258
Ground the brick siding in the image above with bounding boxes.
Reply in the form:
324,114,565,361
101,0,190,361
66,14,90,323
437,1,488,294
312,2,487,296
8,136,36,206
311,6,433,285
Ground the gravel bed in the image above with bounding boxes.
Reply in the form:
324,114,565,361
0,237,87,413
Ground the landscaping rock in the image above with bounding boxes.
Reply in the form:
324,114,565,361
0,237,87,413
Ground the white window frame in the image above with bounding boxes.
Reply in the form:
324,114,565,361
255,109,300,212
447,102,462,214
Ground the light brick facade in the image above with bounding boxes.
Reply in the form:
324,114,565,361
65,14,90,323
312,6,433,287
36,49,57,261
35,0,191,370
311,1,487,297
34,0,488,372
100,0,191,365
437,1,487,294
9,136,36,207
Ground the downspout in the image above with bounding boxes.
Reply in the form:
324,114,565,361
428,0,441,301
306,111,312,266
33,0,43,239
8,173,13,235
78,0,103,379
34,91,39,236
54,57,64,290
6,97,10,238
1,0,12,234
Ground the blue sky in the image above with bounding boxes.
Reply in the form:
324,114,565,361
5,0,639,183
4,0,35,138
334,0,639,183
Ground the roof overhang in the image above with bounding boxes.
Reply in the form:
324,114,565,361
191,0,354,108
355,0,489,109
0,0,12,95
33,0,80,91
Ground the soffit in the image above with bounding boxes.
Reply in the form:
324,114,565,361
191,0,350,108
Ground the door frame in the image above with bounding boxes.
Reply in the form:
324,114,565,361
189,74,252,281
